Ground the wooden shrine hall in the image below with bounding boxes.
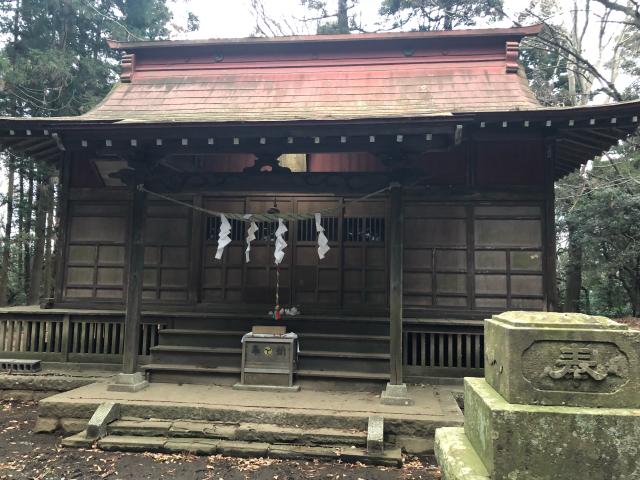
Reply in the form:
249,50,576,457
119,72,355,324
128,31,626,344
0,24,638,392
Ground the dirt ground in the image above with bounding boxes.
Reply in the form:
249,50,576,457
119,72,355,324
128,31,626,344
0,400,441,480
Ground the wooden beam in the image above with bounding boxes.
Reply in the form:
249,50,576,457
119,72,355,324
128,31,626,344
122,180,147,374
71,134,453,157
388,182,403,385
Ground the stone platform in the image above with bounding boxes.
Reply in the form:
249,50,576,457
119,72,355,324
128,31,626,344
38,381,463,457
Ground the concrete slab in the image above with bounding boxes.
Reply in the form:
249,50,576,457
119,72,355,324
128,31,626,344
39,382,463,437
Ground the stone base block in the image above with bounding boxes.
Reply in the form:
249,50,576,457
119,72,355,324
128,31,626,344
380,383,415,406
434,427,489,480
107,373,149,392
463,377,640,480
484,312,640,408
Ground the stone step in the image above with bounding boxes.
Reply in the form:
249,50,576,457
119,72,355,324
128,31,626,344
64,433,402,466
107,417,367,447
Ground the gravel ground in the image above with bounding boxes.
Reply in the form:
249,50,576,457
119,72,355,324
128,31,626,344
0,400,441,480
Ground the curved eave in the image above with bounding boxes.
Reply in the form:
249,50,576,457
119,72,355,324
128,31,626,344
0,100,638,178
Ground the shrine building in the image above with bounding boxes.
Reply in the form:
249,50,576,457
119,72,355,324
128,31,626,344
0,24,638,391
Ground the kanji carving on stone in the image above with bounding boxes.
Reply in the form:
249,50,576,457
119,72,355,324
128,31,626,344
544,345,608,381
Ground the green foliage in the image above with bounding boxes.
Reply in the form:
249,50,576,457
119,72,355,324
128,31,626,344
0,0,195,304
556,143,640,316
378,0,504,31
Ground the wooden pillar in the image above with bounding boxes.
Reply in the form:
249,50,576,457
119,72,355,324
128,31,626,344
544,138,558,311
389,182,403,385
122,181,147,374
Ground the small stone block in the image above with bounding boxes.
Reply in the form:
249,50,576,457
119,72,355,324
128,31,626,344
86,402,120,440
34,416,59,433
62,431,94,449
434,427,490,480
217,440,269,457
380,383,415,406
164,438,219,455
484,312,640,408
98,435,167,452
107,372,149,393
367,416,384,453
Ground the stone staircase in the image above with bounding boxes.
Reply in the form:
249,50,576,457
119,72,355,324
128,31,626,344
142,315,391,386
63,414,402,466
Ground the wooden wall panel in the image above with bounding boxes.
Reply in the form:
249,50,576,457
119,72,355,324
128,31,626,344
403,203,469,309
473,205,544,311
63,201,128,301
143,202,191,302
403,200,546,313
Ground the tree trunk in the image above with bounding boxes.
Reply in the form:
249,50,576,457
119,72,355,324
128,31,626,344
17,165,24,298
0,161,15,306
23,164,34,297
336,0,348,33
27,179,49,305
43,182,56,301
564,223,583,312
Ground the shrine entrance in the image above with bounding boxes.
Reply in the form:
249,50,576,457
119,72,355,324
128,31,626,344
200,194,389,312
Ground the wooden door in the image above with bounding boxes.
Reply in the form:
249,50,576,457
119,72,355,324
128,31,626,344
199,194,389,310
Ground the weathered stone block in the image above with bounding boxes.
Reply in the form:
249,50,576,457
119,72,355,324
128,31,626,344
367,416,384,453
163,438,218,455
34,416,59,433
434,427,490,480
484,311,640,408
217,440,269,457
86,402,120,440
464,377,640,480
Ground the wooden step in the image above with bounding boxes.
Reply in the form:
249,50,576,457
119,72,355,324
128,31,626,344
296,369,390,381
298,350,390,374
297,333,389,354
150,345,242,367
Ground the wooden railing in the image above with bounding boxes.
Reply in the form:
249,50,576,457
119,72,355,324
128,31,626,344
0,312,165,364
403,319,484,378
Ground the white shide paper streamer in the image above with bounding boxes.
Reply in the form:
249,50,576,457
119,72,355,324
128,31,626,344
245,221,258,263
315,213,330,259
214,213,232,260
274,218,288,265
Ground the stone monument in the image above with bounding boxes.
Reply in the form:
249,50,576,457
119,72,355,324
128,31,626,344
435,311,640,480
